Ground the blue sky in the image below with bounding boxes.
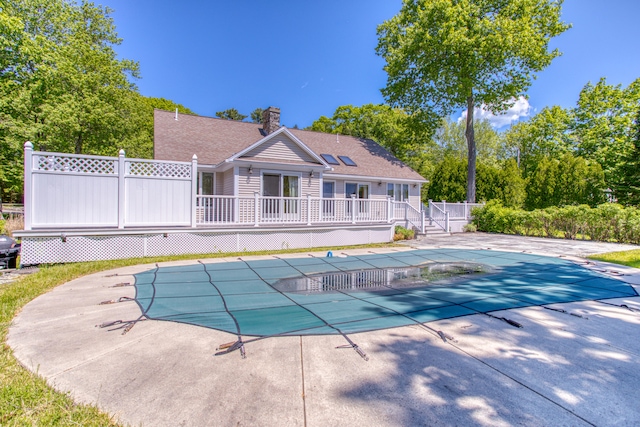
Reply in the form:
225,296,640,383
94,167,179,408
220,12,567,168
101,0,640,129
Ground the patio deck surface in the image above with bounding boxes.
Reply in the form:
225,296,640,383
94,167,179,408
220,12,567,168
8,234,640,426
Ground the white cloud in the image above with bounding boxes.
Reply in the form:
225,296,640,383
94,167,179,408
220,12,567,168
458,96,531,128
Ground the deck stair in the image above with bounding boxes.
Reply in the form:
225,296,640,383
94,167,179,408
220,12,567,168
422,223,450,236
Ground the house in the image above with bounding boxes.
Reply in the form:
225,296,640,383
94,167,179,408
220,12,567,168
16,107,450,265
153,107,426,222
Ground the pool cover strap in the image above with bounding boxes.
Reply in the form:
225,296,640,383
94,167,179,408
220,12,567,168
199,260,247,358
238,257,370,361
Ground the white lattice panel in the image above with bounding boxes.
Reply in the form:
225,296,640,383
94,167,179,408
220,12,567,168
20,236,145,265
240,231,312,251
19,226,394,265
36,155,116,174
127,161,191,178
146,233,237,256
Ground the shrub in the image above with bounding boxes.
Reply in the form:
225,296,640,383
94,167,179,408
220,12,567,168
463,223,477,233
394,225,415,241
1,216,24,237
471,202,640,244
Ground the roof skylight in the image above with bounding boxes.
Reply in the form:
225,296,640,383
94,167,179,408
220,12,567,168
320,154,340,165
338,155,357,166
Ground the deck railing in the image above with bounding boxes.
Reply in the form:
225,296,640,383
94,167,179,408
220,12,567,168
430,201,484,220
196,195,396,227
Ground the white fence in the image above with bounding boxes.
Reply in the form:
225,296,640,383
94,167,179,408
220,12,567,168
430,200,484,220
23,144,421,230
23,143,196,230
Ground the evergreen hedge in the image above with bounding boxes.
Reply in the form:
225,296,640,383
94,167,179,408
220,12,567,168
472,201,640,244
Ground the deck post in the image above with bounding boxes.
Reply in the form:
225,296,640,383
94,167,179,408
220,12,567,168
117,150,125,229
254,192,260,226
387,196,393,223
351,195,356,224
23,142,33,230
191,155,198,227
404,201,409,228
445,211,450,233
428,199,433,225
306,194,312,225
464,200,468,220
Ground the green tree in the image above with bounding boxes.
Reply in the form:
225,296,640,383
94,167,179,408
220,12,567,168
119,95,195,159
524,156,559,209
616,109,640,206
250,108,264,124
376,0,569,202
0,0,142,201
525,154,606,209
572,78,640,194
215,108,247,121
426,156,467,202
502,105,574,177
434,118,501,166
498,158,526,208
309,103,436,181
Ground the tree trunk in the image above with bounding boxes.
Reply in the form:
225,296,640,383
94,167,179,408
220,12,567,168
465,95,476,203
75,133,83,154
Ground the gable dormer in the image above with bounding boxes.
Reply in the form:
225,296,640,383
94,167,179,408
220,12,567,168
228,127,332,169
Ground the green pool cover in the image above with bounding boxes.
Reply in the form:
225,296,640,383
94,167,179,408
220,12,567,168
131,249,637,341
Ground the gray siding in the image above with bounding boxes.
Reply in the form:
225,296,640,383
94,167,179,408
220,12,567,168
239,166,260,196
242,135,318,163
302,175,321,198
222,169,234,195
215,172,224,195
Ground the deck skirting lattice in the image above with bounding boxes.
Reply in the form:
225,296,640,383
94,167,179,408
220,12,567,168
18,225,393,265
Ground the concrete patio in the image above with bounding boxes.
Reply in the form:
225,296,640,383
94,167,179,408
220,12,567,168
7,234,640,426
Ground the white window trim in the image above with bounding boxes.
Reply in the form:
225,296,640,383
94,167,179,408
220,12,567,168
387,183,409,201
344,182,371,199
260,170,302,197
322,180,336,198
197,171,216,195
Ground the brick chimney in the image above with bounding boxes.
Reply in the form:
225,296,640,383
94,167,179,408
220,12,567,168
262,106,280,135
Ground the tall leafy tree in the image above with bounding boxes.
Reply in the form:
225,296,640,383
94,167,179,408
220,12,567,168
525,154,605,209
616,109,640,206
215,108,247,121
309,103,436,180
376,0,569,202
502,105,574,176
0,0,142,201
119,95,195,159
434,118,501,166
572,77,640,193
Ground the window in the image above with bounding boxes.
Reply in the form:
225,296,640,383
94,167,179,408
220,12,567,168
322,181,335,217
262,173,299,198
262,173,300,218
345,182,369,217
387,183,409,201
338,155,357,166
320,154,340,165
198,172,214,195
323,181,335,198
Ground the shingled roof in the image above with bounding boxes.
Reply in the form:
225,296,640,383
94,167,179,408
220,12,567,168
154,109,426,181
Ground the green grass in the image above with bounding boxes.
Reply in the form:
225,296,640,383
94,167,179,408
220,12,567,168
587,249,640,268
0,243,394,426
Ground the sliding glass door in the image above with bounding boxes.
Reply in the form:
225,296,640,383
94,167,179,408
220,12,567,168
262,173,300,220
